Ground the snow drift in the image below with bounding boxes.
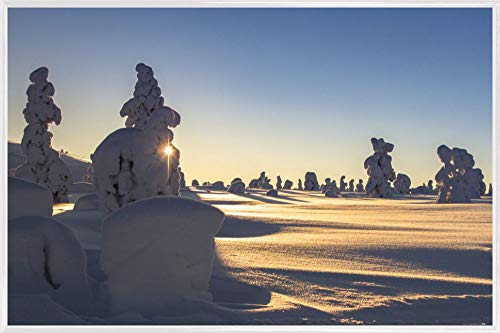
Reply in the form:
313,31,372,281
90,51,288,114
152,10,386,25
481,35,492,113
9,216,93,314
100,196,225,315
8,176,53,219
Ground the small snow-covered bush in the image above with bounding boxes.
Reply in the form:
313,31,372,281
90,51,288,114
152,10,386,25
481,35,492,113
100,197,225,315
8,176,53,219
227,181,245,194
73,193,99,211
266,189,278,197
9,216,92,314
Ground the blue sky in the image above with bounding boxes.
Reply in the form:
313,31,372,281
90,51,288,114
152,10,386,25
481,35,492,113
8,8,492,186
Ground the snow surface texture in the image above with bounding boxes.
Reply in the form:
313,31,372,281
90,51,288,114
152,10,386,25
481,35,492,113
101,197,225,315
227,180,245,194
14,67,72,203
73,193,99,211
8,176,53,219
92,64,181,213
393,173,411,194
304,172,320,191
9,216,93,314
435,145,486,204
69,182,95,193
364,138,396,198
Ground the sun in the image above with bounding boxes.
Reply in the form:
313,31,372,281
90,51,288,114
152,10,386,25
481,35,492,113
164,145,173,156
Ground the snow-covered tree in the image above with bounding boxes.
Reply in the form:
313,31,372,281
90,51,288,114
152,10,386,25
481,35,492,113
92,64,182,213
15,67,72,203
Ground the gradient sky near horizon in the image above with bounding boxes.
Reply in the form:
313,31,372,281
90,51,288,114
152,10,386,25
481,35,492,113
8,8,492,186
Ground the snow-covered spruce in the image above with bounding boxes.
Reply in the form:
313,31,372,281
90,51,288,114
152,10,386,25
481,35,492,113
348,179,355,192
92,64,181,213
320,178,331,192
276,176,282,190
435,145,485,203
8,176,53,219
15,67,72,203
304,172,320,191
228,181,245,194
339,176,347,192
179,167,186,188
249,171,273,189
298,179,303,190
355,179,364,192
283,179,293,190
363,138,396,198
9,216,93,314
83,166,93,183
100,197,224,315
393,173,411,194
191,179,199,186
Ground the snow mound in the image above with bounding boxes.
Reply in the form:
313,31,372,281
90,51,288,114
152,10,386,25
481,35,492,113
227,181,245,194
9,216,93,314
101,196,225,315
69,182,95,193
211,181,226,190
8,176,53,219
9,294,87,325
266,189,278,197
325,189,340,198
73,193,99,211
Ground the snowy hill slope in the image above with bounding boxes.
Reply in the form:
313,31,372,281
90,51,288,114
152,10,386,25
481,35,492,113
8,141,91,182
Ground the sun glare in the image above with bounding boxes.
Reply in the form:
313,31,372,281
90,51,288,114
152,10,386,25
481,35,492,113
164,145,173,156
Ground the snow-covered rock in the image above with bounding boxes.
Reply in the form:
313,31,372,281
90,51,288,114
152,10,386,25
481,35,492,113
100,197,225,315
304,172,319,191
92,64,182,213
227,181,245,194
8,176,53,219
73,193,99,211
393,173,411,194
15,67,72,203
283,179,293,190
364,138,396,198
69,182,95,193
9,216,92,314
265,189,278,197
